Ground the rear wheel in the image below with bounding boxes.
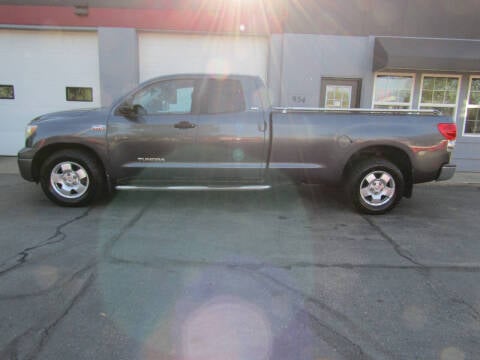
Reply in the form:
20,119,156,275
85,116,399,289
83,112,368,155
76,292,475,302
40,150,104,207
347,158,404,215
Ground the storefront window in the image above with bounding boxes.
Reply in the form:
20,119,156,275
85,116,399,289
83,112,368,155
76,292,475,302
325,85,351,108
465,77,480,135
373,74,414,109
419,75,460,118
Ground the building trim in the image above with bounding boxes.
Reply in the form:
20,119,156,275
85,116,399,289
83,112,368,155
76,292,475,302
0,5,283,34
0,24,97,31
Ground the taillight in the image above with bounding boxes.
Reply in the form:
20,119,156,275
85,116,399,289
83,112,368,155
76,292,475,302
437,123,457,141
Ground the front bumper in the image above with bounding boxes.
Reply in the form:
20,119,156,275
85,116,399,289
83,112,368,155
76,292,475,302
17,147,36,181
436,164,456,181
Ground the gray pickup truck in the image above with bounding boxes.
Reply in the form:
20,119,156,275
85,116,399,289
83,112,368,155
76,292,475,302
18,74,457,214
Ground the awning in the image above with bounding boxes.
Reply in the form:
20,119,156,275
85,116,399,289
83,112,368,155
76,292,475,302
373,37,480,72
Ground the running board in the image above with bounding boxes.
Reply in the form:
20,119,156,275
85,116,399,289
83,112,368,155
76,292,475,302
115,185,271,191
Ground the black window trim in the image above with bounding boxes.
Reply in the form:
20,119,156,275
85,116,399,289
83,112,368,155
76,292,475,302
0,84,15,100
66,86,93,102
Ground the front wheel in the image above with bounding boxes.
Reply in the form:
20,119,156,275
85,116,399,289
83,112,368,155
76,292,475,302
40,150,105,207
346,158,404,215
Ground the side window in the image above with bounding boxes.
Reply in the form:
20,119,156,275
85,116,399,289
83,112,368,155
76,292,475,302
131,79,194,115
206,79,246,114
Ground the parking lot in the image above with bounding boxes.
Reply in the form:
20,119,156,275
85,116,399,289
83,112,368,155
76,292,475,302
1,164,480,360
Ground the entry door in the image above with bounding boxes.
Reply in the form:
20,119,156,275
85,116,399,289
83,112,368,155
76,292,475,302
108,78,200,183
320,78,361,108
194,78,267,182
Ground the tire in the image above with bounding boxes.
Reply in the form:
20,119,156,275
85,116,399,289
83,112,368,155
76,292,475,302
40,149,105,207
346,158,404,215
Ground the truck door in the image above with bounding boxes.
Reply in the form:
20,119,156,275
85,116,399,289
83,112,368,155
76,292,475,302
107,78,200,183
193,78,268,182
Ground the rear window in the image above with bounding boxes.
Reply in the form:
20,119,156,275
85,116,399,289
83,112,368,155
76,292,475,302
206,79,245,114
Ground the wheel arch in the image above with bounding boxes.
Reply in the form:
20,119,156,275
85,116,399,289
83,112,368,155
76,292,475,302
342,145,413,198
32,143,107,184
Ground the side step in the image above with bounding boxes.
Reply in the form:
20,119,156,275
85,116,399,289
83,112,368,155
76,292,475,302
115,185,271,191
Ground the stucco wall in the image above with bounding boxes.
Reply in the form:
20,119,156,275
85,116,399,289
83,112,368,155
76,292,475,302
98,27,139,106
275,34,374,108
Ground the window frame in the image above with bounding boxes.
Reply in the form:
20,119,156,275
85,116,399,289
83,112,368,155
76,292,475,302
66,86,93,102
463,75,480,137
372,72,416,109
0,84,15,100
418,73,461,120
204,78,246,115
320,78,361,109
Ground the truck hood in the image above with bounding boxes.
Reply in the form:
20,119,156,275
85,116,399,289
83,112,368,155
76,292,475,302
31,107,109,124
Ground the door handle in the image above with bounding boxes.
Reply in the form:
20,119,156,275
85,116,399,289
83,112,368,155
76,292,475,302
174,121,196,129
258,120,267,132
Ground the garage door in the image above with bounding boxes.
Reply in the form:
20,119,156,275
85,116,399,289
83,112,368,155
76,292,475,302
0,30,100,155
139,33,268,83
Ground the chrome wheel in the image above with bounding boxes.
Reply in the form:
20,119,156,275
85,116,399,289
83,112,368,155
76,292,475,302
359,170,396,207
50,161,90,199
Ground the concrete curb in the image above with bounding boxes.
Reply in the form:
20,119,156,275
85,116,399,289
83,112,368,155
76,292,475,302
2,156,480,185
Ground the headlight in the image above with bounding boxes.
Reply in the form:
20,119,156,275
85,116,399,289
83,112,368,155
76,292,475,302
25,125,37,139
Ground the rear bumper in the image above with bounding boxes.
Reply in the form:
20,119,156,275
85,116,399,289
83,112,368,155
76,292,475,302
17,148,35,181
436,164,456,181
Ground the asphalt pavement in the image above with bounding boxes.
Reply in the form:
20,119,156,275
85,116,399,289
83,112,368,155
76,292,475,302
0,157,480,360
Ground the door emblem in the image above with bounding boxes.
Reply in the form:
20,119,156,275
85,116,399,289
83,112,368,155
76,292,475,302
91,125,106,132
137,157,165,162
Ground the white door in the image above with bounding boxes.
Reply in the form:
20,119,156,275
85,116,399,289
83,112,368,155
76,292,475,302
139,33,268,82
0,30,100,155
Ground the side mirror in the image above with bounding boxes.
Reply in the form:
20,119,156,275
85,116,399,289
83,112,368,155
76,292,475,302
117,105,136,117
116,104,147,119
